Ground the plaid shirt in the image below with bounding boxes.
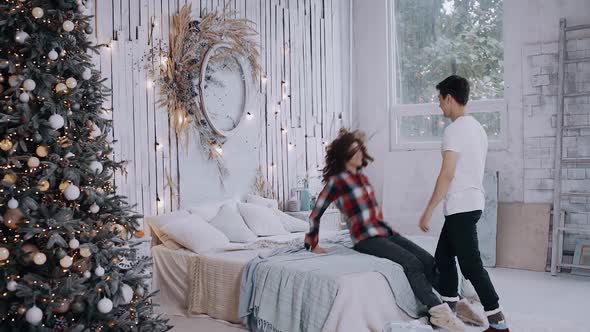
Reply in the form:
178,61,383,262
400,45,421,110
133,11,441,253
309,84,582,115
306,171,394,248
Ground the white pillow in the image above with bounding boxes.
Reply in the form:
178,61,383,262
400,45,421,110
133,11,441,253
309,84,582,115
276,211,309,233
245,194,278,210
187,199,237,221
145,210,190,249
161,214,229,254
238,203,288,236
209,204,257,243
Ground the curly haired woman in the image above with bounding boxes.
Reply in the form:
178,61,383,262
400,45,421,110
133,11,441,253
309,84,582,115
304,128,475,332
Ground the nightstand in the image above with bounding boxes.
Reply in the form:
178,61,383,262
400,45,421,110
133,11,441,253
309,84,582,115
285,209,345,231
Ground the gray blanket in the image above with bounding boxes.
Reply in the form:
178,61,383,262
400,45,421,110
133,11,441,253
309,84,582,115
239,235,444,332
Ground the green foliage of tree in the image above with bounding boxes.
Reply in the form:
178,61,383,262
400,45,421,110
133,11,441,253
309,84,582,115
395,0,503,104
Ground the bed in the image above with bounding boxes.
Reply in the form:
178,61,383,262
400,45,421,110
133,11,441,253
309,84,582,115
151,230,454,332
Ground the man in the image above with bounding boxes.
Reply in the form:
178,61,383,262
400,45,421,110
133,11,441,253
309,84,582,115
419,75,509,332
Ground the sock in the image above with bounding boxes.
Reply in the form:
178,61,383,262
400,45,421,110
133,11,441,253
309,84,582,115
441,296,459,311
486,308,508,329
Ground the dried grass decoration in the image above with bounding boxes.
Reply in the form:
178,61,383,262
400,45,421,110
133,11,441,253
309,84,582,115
147,4,261,180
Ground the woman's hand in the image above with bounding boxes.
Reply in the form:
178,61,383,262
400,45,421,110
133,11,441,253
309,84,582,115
304,231,319,251
311,246,327,254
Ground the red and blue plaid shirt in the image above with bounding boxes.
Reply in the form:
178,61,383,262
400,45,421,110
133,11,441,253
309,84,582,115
306,171,394,248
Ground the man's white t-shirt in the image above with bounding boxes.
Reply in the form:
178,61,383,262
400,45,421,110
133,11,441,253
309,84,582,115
442,115,488,216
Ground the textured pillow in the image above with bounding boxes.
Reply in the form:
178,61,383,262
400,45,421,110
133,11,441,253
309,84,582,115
245,194,279,210
245,195,308,233
276,210,309,233
238,203,288,236
161,214,229,254
209,204,257,243
187,199,237,221
145,210,190,249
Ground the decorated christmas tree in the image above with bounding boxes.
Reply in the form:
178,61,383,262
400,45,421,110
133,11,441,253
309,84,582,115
0,0,171,330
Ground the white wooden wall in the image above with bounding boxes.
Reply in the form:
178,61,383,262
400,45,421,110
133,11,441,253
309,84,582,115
89,0,351,221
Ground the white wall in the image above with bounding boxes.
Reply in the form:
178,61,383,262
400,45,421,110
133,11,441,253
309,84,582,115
352,0,590,236
91,0,352,221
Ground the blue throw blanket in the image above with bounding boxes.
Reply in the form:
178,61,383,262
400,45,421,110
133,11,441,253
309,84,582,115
239,235,446,332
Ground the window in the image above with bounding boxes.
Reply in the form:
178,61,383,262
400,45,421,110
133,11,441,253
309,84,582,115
388,0,506,150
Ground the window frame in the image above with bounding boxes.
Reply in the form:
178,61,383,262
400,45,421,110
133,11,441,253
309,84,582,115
389,99,508,151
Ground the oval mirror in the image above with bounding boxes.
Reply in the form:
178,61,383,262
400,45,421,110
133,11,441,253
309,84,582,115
198,43,250,137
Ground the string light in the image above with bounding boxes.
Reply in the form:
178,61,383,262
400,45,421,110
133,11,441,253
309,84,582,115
214,145,223,155
160,56,168,67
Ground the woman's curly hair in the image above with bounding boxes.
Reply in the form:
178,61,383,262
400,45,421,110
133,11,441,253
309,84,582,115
321,128,373,183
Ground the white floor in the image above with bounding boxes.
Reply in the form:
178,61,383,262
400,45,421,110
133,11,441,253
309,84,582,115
165,268,589,332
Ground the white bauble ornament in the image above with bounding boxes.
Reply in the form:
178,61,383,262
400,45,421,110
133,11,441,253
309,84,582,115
96,188,105,195
83,271,91,278
60,255,73,268
79,247,91,258
65,152,75,159
90,124,101,138
32,7,44,19
94,266,105,277
97,298,113,314
64,185,80,201
8,75,21,87
68,238,80,249
0,59,9,69
78,5,87,13
55,83,67,93
7,280,17,292
48,50,58,61
7,198,18,209
82,68,92,80
27,156,40,168
0,247,8,260
62,20,75,32
33,252,47,265
76,0,83,4
120,284,133,304
48,114,65,130
23,79,36,91
19,92,30,103
89,161,103,174
89,203,100,214
15,31,30,44
66,77,77,89
135,286,145,296
25,306,43,325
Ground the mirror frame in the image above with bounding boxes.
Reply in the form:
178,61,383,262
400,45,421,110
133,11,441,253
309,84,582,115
198,43,250,137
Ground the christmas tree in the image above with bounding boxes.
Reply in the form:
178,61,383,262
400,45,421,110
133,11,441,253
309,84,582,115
0,0,171,330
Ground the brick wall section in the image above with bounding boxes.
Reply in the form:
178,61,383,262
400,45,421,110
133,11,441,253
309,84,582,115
523,37,590,253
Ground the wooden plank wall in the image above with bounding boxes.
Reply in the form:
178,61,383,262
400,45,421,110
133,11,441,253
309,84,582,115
89,0,351,222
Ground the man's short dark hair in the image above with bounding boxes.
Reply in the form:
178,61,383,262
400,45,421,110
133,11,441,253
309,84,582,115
436,75,470,106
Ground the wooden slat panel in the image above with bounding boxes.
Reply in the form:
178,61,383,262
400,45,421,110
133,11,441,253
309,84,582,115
153,0,170,213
